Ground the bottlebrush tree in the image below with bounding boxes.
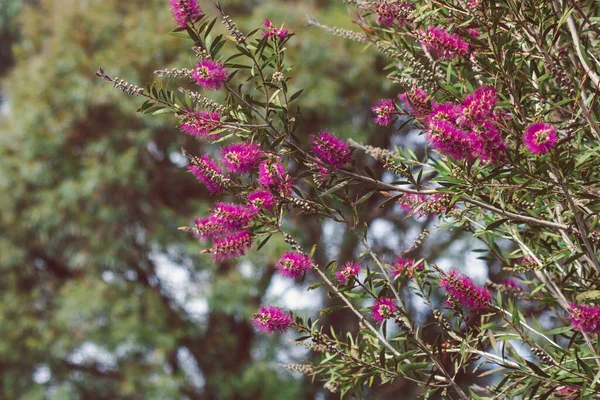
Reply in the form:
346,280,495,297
99,0,600,398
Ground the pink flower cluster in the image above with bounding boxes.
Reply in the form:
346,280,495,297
212,202,258,229
398,86,430,116
367,1,414,26
262,18,288,40
439,269,491,311
252,306,294,334
247,190,276,210
186,142,281,260
335,262,361,284
522,122,557,155
212,231,253,260
569,304,600,334
276,252,313,278
189,151,288,261
421,26,470,60
188,142,265,193
179,110,222,140
194,202,258,260
221,142,262,173
427,117,475,161
195,203,256,238
371,297,398,324
258,157,293,196
503,279,518,289
188,155,227,194
398,193,425,214
459,86,497,125
372,99,396,126
310,131,351,168
390,257,422,278
423,86,507,164
192,59,228,91
169,0,202,27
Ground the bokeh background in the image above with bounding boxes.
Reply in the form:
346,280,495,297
0,0,490,398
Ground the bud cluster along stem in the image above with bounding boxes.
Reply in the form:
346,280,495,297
100,1,600,397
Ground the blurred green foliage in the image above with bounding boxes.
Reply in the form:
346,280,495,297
0,0,390,398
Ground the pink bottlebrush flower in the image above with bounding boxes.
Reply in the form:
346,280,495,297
335,262,361,284
569,304,600,334
492,108,513,125
314,164,332,177
398,86,430,115
371,297,398,324
397,193,426,215
192,59,228,91
258,158,285,187
372,99,396,126
426,119,476,160
221,142,263,173
459,86,498,127
194,215,227,240
425,100,481,162
428,102,461,122
471,121,507,164
188,155,226,193
252,306,294,334
212,202,258,231
370,1,414,26
503,279,518,289
523,122,557,154
169,0,202,28
211,230,253,260
421,26,470,60
275,252,313,278
310,131,351,167
262,18,288,39
439,269,491,311
502,279,525,294
247,190,276,210
180,110,221,140
390,257,422,278
258,157,292,195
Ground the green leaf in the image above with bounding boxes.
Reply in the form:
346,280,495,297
307,282,325,291
289,89,304,102
544,326,572,336
320,305,346,317
524,359,549,378
256,234,272,251
378,194,403,209
576,290,600,302
577,353,595,378
355,190,376,205
486,218,509,231
319,179,351,197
